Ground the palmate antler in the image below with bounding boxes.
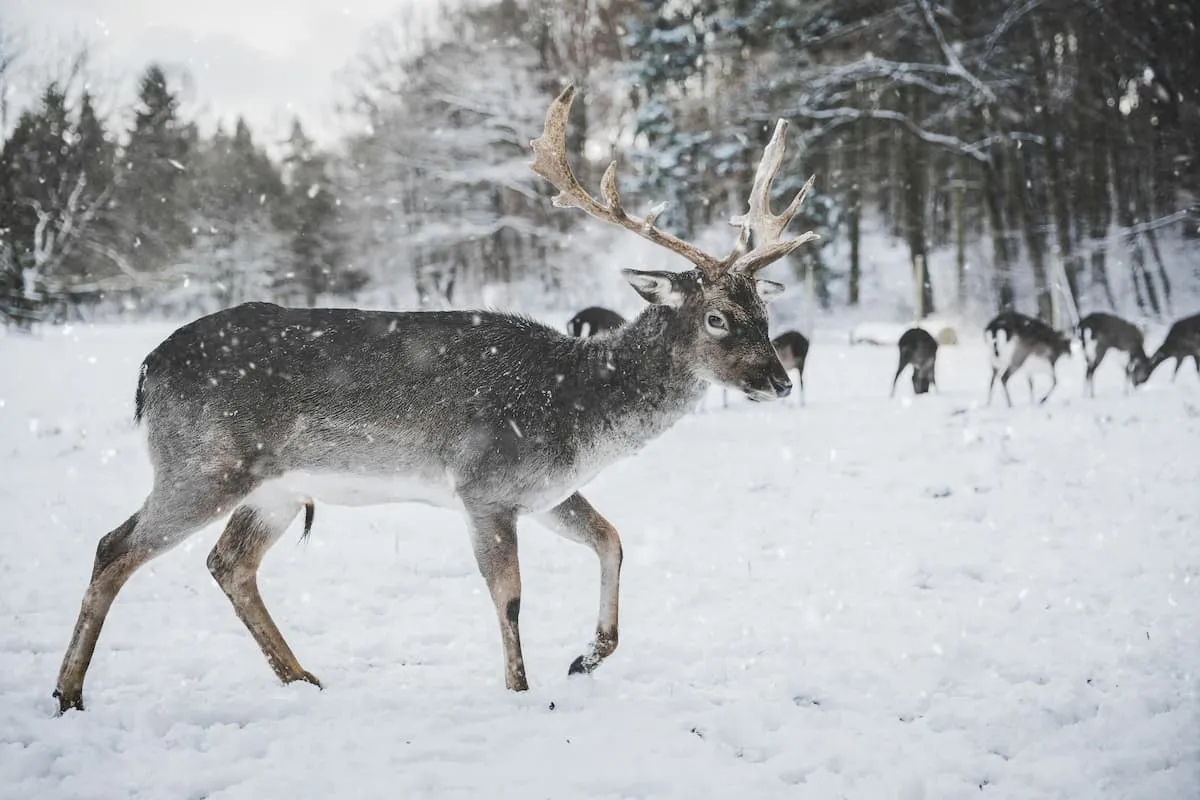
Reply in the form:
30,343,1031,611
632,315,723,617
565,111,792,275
726,121,821,275
529,84,819,283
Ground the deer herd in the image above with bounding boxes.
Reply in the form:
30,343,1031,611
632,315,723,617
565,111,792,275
50,84,1200,715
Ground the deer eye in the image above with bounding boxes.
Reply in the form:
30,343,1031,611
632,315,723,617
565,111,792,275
705,312,728,335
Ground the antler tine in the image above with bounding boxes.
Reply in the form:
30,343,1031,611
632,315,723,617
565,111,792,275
725,119,821,274
530,84,725,279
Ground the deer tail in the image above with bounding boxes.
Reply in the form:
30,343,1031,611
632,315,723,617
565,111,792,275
300,500,315,543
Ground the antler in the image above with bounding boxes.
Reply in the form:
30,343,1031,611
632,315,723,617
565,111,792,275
529,85,727,281
725,120,820,275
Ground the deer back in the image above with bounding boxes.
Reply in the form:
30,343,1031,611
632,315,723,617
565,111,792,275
137,302,704,512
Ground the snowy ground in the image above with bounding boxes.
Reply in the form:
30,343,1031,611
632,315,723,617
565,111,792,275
1,321,1198,799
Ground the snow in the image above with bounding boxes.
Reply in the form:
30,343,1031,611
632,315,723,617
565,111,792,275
2,321,1199,799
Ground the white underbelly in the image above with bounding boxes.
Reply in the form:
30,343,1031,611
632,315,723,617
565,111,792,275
247,470,460,511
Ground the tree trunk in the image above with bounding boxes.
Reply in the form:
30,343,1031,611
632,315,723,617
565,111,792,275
900,88,933,317
983,152,1014,311
1087,136,1117,309
1014,148,1052,322
1111,145,1160,315
847,122,863,306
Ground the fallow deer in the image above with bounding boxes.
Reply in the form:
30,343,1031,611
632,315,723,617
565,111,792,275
771,330,809,406
985,311,1072,406
1077,312,1147,396
566,306,626,337
890,327,938,397
52,84,819,713
1131,312,1200,386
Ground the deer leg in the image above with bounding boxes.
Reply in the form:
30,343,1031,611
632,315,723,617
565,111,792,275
987,368,999,406
1172,356,1183,382
467,508,527,691
537,492,623,678
55,477,250,714
206,497,319,688
1086,346,1108,398
890,362,905,398
1039,370,1059,405
722,388,729,409
998,368,1017,408
797,370,806,406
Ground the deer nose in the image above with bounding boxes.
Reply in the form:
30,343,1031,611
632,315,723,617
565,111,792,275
769,373,793,398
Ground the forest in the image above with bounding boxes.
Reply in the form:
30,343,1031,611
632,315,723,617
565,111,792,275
1,0,1197,327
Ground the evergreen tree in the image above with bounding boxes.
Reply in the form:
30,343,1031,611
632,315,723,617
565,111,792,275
114,65,192,274
280,120,351,306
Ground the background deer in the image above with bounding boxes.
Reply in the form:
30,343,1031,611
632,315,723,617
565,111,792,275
566,306,626,337
985,311,1073,406
890,327,938,397
1131,312,1200,386
1077,312,1147,396
771,331,809,406
52,84,818,714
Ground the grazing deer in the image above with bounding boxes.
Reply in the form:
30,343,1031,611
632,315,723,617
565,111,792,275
890,327,938,397
1077,312,1147,396
771,330,809,406
52,84,819,713
985,311,1072,406
566,306,626,337
1131,312,1200,386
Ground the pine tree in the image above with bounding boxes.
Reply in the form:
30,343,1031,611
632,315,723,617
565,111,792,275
280,120,350,306
114,65,192,274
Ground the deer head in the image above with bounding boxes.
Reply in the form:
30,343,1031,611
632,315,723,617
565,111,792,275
529,85,820,401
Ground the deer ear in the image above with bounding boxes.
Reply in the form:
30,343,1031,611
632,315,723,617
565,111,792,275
755,279,786,303
621,269,687,308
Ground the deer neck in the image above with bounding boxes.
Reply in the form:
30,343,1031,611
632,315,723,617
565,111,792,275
574,305,705,435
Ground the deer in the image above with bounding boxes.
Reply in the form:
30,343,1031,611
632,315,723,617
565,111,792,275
890,327,938,397
771,330,809,406
985,311,1073,407
1077,312,1148,397
566,306,626,337
1131,312,1200,386
52,84,819,714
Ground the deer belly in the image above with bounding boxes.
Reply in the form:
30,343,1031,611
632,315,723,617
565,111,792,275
253,470,460,509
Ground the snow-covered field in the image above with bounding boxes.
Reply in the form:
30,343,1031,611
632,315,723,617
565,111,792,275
1,320,1198,799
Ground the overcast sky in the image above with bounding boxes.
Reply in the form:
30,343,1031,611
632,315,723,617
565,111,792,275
5,0,444,146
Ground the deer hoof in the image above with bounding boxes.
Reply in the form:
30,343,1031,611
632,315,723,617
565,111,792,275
283,670,323,690
568,653,600,676
52,687,84,715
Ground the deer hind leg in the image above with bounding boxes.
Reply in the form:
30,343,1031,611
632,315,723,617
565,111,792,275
537,492,622,677
1085,346,1108,398
890,360,906,398
1000,348,1031,408
55,476,251,714
1039,369,1059,405
206,494,319,688
796,369,806,406
466,508,527,691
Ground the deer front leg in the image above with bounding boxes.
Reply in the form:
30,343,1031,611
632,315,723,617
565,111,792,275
890,362,904,398
467,509,527,691
537,492,623,677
